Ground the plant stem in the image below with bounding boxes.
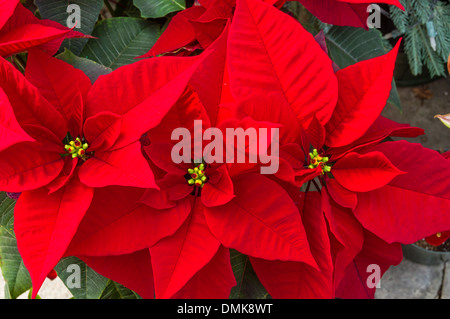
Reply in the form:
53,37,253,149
12,55,26,73
103,0,116,17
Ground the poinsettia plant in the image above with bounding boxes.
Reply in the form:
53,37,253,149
0,0,449,301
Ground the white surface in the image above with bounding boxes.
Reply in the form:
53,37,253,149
0,276,72,299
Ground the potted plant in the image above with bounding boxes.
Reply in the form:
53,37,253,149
382,0,450,86
403,232,450,265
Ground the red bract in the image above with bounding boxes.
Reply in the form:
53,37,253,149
140,0,234,58
297,0,404,29
140,0,405,58
221,0,450,299
69,0,435,300
67,84,317,298
0,1,88,57
425,231,450,247
0,46,207,297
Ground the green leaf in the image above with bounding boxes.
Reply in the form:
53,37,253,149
0,229,32,299
324,26,402,110
56,48,112,84
81,17,161,70
54,256,109,299
100,280,141,299
0,192,15,237
34,0,104,55
229,250,270,299
133,0,185,18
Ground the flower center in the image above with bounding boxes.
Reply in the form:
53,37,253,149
308,149,331,174
187,163,207,188
64,137,89,160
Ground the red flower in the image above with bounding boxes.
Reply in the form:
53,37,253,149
425,231,450,247
67,0,414,299
139,0,234,58
67,84,318,298
219,0,450,299
140,0,405,58
0,47,206,297
0,1,88,57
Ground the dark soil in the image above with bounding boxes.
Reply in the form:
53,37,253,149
415,238,450,252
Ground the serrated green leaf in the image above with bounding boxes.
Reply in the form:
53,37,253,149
56,48,112,84
324,26,402,110
0,229,32,299
100,280,141,299
0,192,15,238
229,250,270,299
134,0,185,18
81,17,161,70
34,0,104,55
54,256,108,299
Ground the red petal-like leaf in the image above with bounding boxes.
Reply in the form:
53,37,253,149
0,56,67,142
354,141,450,244
46,157,78,194
171,246,236,299
299,0,368,28
78,141,157,189
204,173,317,266
86,54,209,150
250,192,333,298
335,230,403,299
325,41,401,147
83,111,122,152
326,178,358,210
14,176,93,298
425,231,450,247
299,0,404,29
189,23,228,127
0,3,88,57
25,49,91,137
0,142,64,192
332,151,405,192
140,6,206,58
146,85,211,144
322,189,364,287
201,164,235,207
327,115,424,161
150,200,221,299
0,87,34,152
67,187,191,256
0,0,20,30
228,0,338,129
144,142,188,176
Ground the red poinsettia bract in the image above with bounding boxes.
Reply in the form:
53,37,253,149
140,0,405,58
0,1,88,57
298,0,404,29
220,0,450,299
0,47,208,297
67,82,319,298
65,0,420,299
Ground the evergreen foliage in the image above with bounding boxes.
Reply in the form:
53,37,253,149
390,0,450,77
